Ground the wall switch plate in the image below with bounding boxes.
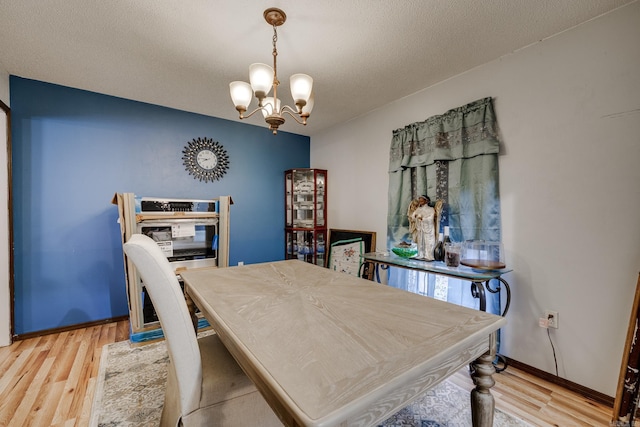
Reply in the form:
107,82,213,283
545,310,559,329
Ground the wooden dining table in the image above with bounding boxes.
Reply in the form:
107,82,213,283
180,259,506,427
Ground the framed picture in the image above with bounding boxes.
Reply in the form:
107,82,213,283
326,229,376,280
613,273,640,424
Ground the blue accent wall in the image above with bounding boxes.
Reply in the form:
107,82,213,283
10,76,310,335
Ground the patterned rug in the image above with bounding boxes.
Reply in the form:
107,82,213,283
90,337,530,427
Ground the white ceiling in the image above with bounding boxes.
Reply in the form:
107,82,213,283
0,0,634,136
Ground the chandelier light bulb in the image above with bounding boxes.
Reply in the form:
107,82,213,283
249,63,274,100
229,81,253,112
261,97,281,118
290,74,313,106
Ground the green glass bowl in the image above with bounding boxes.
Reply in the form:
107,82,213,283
392,245,418,258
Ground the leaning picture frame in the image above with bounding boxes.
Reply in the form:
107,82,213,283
613,273,640,425
326,229,376,280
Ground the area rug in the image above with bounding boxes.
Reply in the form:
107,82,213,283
90,337,530,427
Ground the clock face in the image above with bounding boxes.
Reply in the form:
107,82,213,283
182,137,229,182
197,149,217,170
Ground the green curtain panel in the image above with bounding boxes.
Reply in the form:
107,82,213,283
387,97,503,316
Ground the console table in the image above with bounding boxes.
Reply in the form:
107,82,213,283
361,252,512,316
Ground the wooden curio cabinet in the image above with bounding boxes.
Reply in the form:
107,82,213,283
285,169,327,266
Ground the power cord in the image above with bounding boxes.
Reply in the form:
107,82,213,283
547,327,559,376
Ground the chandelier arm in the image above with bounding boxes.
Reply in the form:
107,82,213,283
281,104,304,116
240,106,268,120
281,107,307,125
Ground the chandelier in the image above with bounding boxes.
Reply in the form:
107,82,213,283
229,8,314,135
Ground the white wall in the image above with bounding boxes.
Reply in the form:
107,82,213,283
0,63,10,347
311,2,640,396
0,64,9,106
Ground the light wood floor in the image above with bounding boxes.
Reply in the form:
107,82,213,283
0,319,613,426
450,367,613,426
0,320,129,427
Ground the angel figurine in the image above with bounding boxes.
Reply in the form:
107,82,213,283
408,195,443,260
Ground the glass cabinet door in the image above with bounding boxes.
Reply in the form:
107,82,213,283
285,169,327,265
285,171,293,227
315,171,325,227
293,169,315,228
285,229,326,266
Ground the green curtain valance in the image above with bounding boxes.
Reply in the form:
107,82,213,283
389,97,500,172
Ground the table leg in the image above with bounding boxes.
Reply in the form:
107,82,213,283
470,351,497,427
184,291,199,333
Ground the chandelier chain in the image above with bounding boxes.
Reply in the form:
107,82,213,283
272,25,279,87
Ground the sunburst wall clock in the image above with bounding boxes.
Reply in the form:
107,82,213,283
182,137,230,182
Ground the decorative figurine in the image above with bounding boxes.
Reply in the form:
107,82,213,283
408,195,443,261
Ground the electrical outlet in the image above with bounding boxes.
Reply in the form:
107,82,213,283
545,310,559,329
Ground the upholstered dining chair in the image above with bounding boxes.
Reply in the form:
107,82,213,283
123,234,282,427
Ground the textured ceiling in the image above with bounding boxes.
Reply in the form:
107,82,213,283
0,0,634,136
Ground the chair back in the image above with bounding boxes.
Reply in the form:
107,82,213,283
123,234,202,416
